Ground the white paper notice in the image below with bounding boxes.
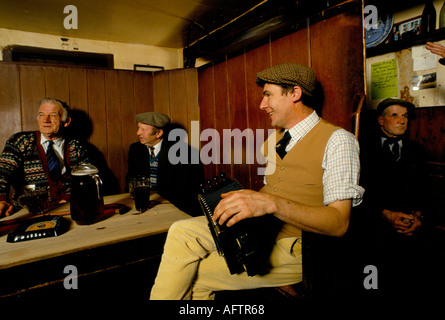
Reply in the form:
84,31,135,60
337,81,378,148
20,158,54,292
413,55,437,71
412,45,437,71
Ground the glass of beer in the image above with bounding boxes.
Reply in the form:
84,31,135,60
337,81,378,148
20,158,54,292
18,186,50,214
133,177,151,213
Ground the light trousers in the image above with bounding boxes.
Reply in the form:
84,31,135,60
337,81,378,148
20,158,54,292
150,216,302,300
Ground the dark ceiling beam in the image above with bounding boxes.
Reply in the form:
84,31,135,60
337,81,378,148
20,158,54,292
183,0,358,67
184,0,429,68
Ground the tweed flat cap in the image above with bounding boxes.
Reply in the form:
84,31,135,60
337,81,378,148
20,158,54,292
377,98,415,116
256,63,317,97
135,112,170,128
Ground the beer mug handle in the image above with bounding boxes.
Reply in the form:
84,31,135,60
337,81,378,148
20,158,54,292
92,174,103,200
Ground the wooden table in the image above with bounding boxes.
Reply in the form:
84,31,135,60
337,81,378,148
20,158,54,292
0,193,191,303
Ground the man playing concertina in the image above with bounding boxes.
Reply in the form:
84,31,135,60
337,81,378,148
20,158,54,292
150,63,364,300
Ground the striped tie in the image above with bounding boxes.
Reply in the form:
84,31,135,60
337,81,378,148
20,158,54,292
149,147,155,160
46,140,61,179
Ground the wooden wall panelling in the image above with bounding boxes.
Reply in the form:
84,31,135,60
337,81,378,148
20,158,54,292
244,43,273,190
105,70,124,192
44,66,70,104
213,61,232,177
227,53,251,189
271,27,310,66
86,69,108,157
198,66,217,179
68,68,88,114
169,69,191,135
168,69,201,166
184,69,200,164
79,68,120,195
67,68,90,144
133,71,154,115
153,71,170,118
0,64,21,149
184,69,200,126
412,107,445,163
119,70,136,188
18,65,44,132
309,12,364,131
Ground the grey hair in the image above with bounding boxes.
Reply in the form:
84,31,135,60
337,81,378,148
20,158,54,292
38,98,70,122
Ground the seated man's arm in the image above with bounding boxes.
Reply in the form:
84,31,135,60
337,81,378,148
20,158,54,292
213,129,362,238
214,190,351,237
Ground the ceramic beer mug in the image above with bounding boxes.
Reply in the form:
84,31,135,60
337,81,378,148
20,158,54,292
70,163,104,225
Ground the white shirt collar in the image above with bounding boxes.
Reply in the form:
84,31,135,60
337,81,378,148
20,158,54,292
148,139,163,156
40,133,64,149
286,111,320,144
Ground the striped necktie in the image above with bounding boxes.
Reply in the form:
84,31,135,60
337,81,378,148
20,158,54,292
149,146,156,160
46,140,61,178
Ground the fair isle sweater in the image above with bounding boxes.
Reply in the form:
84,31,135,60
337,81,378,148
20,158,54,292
0,131,88,212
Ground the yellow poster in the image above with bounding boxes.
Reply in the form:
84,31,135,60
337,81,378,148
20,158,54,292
371,58,398,100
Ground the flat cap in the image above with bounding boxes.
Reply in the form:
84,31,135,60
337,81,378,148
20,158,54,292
377,98,415,116
135,112,170,128
256,63,317,97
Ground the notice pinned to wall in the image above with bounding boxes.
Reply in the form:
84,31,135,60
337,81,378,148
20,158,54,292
366,40,445,109
370,58,398,100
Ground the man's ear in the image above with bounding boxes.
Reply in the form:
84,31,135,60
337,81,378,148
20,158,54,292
63,117,72,127
291,86,303,102
156,128,164,139
377,116,384,126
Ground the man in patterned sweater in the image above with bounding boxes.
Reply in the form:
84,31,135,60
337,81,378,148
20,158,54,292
0,98,88,217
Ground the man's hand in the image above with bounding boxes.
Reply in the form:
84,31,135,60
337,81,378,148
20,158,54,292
426,42,445,58
382,209,422,236
213,190,276,227
0,200,14,218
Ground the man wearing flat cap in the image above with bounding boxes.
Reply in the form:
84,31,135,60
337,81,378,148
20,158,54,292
126,111,204,215
359,98,430,296
150,63,364,300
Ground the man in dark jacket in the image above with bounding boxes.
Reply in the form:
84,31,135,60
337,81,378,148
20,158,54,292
126,112,204,216
359,98,430,297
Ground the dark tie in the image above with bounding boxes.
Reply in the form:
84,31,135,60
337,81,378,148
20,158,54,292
383,138,400,161
149,147,156,160
46,140,61,178
276,131,291,159
391,141,400,159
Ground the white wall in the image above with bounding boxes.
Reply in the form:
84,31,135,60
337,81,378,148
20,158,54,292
0,28,183,70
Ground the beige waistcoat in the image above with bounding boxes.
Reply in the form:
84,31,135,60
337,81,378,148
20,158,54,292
261,119,339,240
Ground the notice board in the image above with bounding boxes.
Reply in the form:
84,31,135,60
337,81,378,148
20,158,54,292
366,39,445,110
